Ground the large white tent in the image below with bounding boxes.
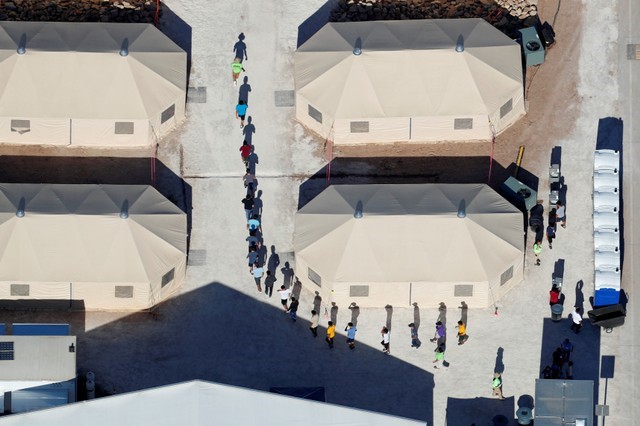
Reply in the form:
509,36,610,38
295,18,525,144
294,184,524,308
0,380,425,425
0,22,186,148
0,184,187,310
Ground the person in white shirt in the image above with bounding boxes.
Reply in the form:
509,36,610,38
277,285,290,312
309,310,319,337
381,326,390,354
570,307,583,334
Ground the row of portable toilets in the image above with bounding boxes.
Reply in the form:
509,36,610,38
593,122,623,307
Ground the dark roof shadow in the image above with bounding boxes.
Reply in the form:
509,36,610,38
298,156,509,210
446,396,515,424
76,282,434,423
159,3,193,85
297,0,339,48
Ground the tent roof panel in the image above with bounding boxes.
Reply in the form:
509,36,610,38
0,184,186,283
0,22,185,120
0,380,425,426
295,184,523,284
294,18,522,122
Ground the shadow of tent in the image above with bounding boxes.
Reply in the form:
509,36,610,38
76,282,435,423
159,3,193,85
297,0,339,48
446,396,515,425
298,156,509,210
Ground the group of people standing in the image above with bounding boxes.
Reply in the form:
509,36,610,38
532,200,566,266
542,338,575,379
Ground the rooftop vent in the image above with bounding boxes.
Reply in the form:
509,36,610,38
17,33,26,55
16,197,25,217
120,200,129,219
353,37,362,56
457,199,466,218
455,35,464,52
120,38,129,57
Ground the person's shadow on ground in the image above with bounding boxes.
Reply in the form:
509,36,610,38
280,261,294,289
243,117,256,145
385,304,393,331
459,301,468,326
575,280,584,311
238,76,251,106
267,246,280,274
349,303,360,327
331,302,339,325
494,347,505,374
233,32,248,62
313,291,322,313
248,150,259,175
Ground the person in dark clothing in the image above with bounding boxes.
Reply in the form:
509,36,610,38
549,208,557,229
546,224,556,249
288,297,299,322
552,347,566,368
264,270,276,297
242,194,254,221
550,363,562,379
561,338,574,362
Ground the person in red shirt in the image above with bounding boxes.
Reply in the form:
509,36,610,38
549,286,560,305
239,140,252,168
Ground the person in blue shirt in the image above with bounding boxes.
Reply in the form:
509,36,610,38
345,322,357,350
247,214,261,233
236,100,248,128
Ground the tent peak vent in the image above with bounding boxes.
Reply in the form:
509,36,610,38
120,200,129,219
455,35,464,52
17,34,26,55
120,38,129,57
457,199,466,218
16,197,25,217
354,200,364,218
353,37,362,56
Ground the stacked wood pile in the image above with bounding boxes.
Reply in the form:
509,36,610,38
329,0,538,36
0,0,160,23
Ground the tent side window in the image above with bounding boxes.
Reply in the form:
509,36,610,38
308,268,321,287
10,119,30,134
454,284,473,297
10,284,29,296
115,122,135,135
454,118,473,130
161,104,176,124
161,268,175,288
0,342,14,361
308,104,323,124
350,121,369,133
500,266,514,286
115,286,134,298
500,99,513,118
349,285,369,297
